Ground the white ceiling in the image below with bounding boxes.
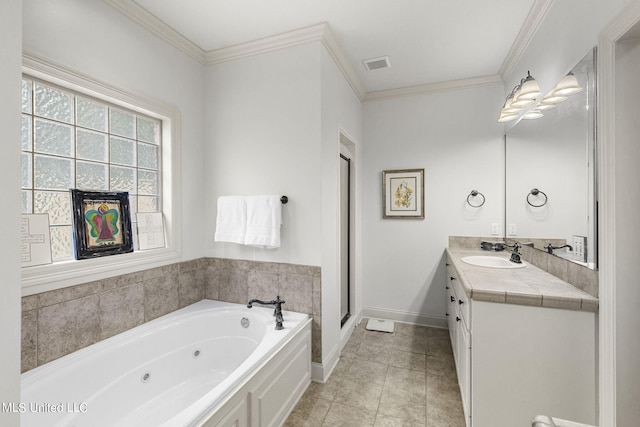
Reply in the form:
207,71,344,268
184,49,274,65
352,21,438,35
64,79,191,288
114,0,542,94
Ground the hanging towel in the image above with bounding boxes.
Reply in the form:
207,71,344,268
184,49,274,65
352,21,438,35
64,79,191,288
214,196,247,244
244,195,282,248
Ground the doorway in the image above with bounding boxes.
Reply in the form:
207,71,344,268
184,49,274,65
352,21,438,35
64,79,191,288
339,152,351,327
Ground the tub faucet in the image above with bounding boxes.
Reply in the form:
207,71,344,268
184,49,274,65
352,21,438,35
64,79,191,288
247,295,285,330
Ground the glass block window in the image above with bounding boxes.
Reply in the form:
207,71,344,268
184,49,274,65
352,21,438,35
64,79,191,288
21,77,162,262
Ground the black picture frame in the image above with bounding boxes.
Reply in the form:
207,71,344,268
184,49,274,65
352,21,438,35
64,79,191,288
70,189,134,260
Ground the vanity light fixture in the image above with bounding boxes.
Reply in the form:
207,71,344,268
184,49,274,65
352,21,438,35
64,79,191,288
497,71,541,122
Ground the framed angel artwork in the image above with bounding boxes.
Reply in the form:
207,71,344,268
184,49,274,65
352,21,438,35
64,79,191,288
70,190,134,259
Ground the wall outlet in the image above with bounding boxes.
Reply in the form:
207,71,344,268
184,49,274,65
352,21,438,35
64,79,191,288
491,223,500,235
572,235,587,262
508,223,517,236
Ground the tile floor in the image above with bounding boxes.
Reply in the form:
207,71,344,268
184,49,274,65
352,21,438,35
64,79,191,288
284,319,466,427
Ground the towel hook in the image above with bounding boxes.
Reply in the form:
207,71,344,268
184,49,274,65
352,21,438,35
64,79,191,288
280,195,288,204
466,190,485,208
526,188,547,207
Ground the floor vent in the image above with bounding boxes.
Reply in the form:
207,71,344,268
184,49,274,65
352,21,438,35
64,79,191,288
363,56,391,71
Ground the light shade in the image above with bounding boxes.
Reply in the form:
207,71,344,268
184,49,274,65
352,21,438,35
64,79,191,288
536,102,557,111
498,110,518,122
540,89,568,105
516,71,541,101
553,72,583,96
510,90,535,107
522,108,543,120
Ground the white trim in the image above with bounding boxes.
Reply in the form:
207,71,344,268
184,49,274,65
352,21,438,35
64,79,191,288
340,315,357,351
361,305,448,329
102,1,553,103
363,74,503,102
498,0,555,81
598,3,640,425
103,0,206,64
320,25,366,101
311,342,340,383
21,52,182,296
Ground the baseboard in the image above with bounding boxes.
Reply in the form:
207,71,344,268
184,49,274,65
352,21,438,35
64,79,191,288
361,305,447,329
310,341,340,383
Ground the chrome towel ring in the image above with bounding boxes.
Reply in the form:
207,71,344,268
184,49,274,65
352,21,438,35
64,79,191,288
527,188,548,207
467,190,485,208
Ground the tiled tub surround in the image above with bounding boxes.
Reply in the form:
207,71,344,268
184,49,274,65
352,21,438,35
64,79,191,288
449,236,598,298
21,258,321,372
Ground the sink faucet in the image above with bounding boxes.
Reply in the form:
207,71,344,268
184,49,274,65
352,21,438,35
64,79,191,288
247,295,285,330
545,244,573,254
507,243,522,264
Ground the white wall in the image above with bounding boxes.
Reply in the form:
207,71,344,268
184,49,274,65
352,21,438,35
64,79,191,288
23,0,206,262
362,85,505,324
204,43,322,266
0,1,23,425
320,47,362,368
204,41,363,370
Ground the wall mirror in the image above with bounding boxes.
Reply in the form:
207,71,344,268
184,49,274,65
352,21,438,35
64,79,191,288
505,48,597,269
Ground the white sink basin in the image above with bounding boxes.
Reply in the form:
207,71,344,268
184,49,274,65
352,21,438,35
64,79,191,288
461,255,526,269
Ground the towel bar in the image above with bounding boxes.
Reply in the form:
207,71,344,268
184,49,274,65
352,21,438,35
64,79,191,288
280,196,288,204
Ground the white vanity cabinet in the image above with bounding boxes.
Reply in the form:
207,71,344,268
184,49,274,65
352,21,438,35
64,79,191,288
446,263,471,426
446,254,597,427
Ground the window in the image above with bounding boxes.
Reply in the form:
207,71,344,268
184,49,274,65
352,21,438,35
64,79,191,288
20,56,181,295
21,77,162,261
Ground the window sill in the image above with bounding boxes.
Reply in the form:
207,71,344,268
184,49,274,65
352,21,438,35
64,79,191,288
21,248,181,296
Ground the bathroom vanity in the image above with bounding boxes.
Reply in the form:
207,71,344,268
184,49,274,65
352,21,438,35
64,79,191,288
446,248,597,427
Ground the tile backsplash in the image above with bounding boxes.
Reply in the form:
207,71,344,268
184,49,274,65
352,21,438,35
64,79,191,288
21,258,321,372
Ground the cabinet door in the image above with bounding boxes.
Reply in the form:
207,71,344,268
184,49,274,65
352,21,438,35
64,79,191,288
447,285,457,360
456,318,471,427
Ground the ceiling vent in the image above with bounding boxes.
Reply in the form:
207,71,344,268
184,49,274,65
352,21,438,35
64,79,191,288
363,56,390,71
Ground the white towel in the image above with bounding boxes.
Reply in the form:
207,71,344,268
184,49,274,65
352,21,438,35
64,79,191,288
214,196,247,244
244,195,282,248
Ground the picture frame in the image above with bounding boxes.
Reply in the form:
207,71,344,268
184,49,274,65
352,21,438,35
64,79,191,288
70,189,134,259
382,168,425,219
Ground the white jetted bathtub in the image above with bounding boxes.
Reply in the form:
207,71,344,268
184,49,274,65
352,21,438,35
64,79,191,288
21,299,312,427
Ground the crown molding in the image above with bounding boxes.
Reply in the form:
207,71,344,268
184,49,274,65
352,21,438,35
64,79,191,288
363,74,503,103
104,0,526,102
318,24,367,101
203,22,365,99
205,23,324,64
499,0,555,81
104,0,207,64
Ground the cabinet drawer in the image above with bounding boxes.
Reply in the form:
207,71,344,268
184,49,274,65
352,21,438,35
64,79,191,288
447,264,470,326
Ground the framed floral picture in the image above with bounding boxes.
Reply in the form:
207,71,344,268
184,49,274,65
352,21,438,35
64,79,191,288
382,169,425,219
70,190,134,259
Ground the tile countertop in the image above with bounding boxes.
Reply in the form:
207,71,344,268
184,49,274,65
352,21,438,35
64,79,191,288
446,248,598,312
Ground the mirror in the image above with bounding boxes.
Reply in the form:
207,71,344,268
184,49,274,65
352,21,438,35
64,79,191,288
505,48,597,269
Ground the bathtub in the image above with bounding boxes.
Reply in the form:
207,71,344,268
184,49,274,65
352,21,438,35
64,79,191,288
21,299,312,427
